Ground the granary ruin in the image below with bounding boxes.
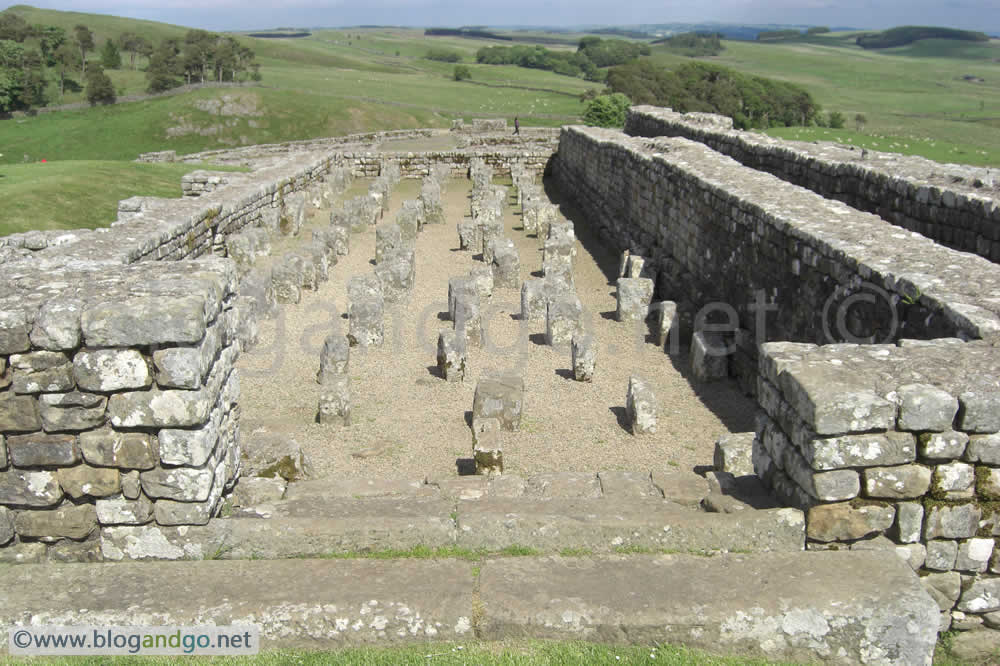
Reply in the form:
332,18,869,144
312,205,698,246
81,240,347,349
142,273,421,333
2,108,1000,661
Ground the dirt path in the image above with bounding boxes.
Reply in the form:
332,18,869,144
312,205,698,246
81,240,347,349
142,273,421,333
238,176,756,480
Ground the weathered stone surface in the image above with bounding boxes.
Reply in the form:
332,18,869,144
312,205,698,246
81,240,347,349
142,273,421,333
121,470,141,499
303,240,331,282
977,466,1000,499
6,433,79,467
454,294,484,347
347,296,384,348
37,391,107,432
895,501,924,543
317,374,351,426
0,469,62,506
232,476,287,507
626,374,657,435
919,430,969,461
778,365,896,436
375,249,416,303
649,469,711,507
524,472,602,499
0,310,31,354
79,429,158,470
931,461,975,499
965,433,1000,464
519,278,548,321
317,333,350,384
473,373,524,432
437,330,467,383
0,435,5,470
958,391,1000,433
690,331,729,382
73,349,152,393
616,277,653,322
713,432,755,477
897,384,958,432
396,199,423,239
0,506,13,545
95,494,155,525
108,386,213,428
375,222,403,264
82,296,207,347
473,429,504,476
491,239,520,289
11,355,75,394
806,501,895,542
924,503,980,539
863,465,932,500
159,417,219,467
958,578,1000,613
571,334,597,382
0,392,40,432
140,466,214,502
956,538,994,572
925,540,958,571
800,432,916,471
457,217,479,250
468,264,494,301
921,571,962,611
241,430,312,482
652,300,677,348
545,293,583,346
14,503,98,540
596,470,659,499
56,464,120,499
152,328,220,390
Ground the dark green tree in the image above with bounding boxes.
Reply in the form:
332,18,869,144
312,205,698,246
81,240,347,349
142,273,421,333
828,110,846,129
854,112,867,131
0,13,30,42
99,38,122,69
54,41,80,97
145,38,183,92
37,25,67,66
583,93,630,128
74,24,94,74
85,65,115,105
118,32,152,70
453,64,471,81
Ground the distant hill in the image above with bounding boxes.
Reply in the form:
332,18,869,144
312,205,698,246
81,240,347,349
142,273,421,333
856,26,990,49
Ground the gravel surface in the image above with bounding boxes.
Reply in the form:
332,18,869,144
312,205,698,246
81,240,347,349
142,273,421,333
238,175,756,480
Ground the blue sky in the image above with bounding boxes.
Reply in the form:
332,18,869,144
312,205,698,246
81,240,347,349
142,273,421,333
3,0,998,33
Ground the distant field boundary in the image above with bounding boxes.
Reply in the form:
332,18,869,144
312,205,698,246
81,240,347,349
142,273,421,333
461,79,584,98
0,82,263,120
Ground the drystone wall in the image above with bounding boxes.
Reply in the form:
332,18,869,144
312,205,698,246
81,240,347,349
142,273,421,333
553,120,1000,632
625,105,1000,262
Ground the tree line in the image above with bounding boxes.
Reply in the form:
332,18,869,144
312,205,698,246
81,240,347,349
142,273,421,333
0,11,259,112
474,37,650,81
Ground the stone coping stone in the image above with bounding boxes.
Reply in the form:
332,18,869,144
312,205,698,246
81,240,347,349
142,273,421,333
0,558,476,647
455,499,804,553
478,551,939,665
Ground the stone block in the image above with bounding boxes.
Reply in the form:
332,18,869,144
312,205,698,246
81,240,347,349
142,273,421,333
241,431,312,481
956,538,994,573
0,506,12,545
779,368,896,436
14,503,97,540
520,278,548,321
713,432,755,477
152,326,220,390
897,384,958,432
10,351,75,393
30,299,83,351
271,258,302,304
121,471,141,499
375,249,415,303
473,373,524,432
571,334,597,382
457,218,479,251
958,578,1000,613
615,277,654,322
626,254,646,278
96,494,155,525
159,416,220,467
437,330,467,383
303,240,331,282
317,374,351,426
0,392,40,432
38,391,107,432
397,200,423,238
317,333,350,384
965,433,1000,464
690,331,729,382
375,222,402,264
801,432,916,471
626,375,657,435
473,429,504,476
0,469,62,506
420,180,445,225
232,477,287,507
958,391,1000,433
491,239,520,289
921,571,961,611
652,301,677,348
806,501,895,542
57,464,120,499
924,503,980,540
347,298,384,348
919,430,969,461
448,277,476,322
108,386,214,428
7,433,79,467
73,349,152,392
82,296,207,347
0,310,31,354
328,223,350,256
545,293,583,346
79,429,158,470
931,461,975,499
140,466,214,502
863,464,932,499
468,264,494,301
895,501,924,543
480,218,505,264
454,294,484,347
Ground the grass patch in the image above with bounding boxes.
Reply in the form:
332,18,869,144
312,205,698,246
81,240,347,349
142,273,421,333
0,640,797,664
766,126,996,166
0,160,247,236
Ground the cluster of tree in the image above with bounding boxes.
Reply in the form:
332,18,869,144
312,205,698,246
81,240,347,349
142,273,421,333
425,47,462,63
855,26,989,49
425,28,511,41
582,92,630,128
475,37,649,81
576,37,649,67
756,29,802,41
145,29,259,93
246,31,311,39
604,60,821,129
651,32,725,57
807,26,831,34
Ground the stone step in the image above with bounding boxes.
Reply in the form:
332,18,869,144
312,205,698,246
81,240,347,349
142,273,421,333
100,495,803,561
0,551,938,664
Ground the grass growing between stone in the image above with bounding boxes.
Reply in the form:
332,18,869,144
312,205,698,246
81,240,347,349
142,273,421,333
305,545,541,561
0,161,248,236
0,640,798,665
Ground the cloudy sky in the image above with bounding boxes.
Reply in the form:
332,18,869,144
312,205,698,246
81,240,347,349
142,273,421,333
4,0,998,33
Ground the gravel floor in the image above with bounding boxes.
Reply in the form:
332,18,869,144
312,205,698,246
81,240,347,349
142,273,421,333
238,175,756,480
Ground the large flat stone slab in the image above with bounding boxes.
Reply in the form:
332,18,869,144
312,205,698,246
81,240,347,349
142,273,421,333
456,499,804,553
478,551,938,665
0,558,475,648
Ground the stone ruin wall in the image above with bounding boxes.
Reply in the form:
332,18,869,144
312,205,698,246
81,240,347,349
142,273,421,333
0,141,554,561
625,105,1000,263
552,122,1000,628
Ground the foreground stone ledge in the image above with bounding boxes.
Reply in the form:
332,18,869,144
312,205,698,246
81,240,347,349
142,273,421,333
478,551,939,665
